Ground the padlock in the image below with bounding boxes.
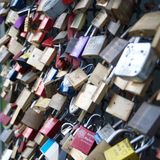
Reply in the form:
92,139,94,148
22,127,37,140
0,129,14,144
42,0,68,20
70,148,88,160
0,34,10,46
82,35,106,58
73,0,93,13
54,31,67,44
31,31,46,44
49,93,67,112
10,0,26,10
111,0,135,25
91,9,110,29
67,68,88,89
16,88,34,111
71,114,101,155
21,108,44,130
39,111,67,138
26,140,37,148
42,37,54,47
33,97,51,111
107,20,121,35
8,38,23,55
11,139,20,159
70,13,86,31
1,149,13,160
40,47,56,66
5,10,19,25
20,71,38,84
38,16,54,31
54,12,68,30
21,146,36,159
152,25,160,57
34,132,47,146
129,11,160,37
104,135,154,160
14,15,25,29
0,45,11,64
27,47,45,71
7,25,19,39
115,42,158,82
106,93,134,121
88,63,110,86
114,77,153,96
128,93,160,136
39,138,59,160
0,112,11,126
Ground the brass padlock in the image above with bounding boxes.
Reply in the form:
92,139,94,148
106,93,134,121
74,83,97,113
129,11,160,37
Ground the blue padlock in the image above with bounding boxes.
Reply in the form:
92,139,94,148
10,0,26,11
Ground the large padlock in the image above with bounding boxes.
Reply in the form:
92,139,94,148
82,35,106,58
129,11,160,37
114,42,158,82
21,108,44,130
128,93,160,136
42,0,68,20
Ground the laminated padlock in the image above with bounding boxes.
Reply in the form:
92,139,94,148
129,11,160,37
42,0,68,20
8,38,23,55
115,43,158,82
65,38,79,54
91,9,110,29
16,88,34,111
111,0,135,25
106,94,134,121
54,12,68,30
40,138,59,160
71,114,101,155
0,45,11,64
67,68,88,89
22,108,44,130
14,15,25,29
54,31,67,44
128,100,160,136
27,47,45,71
40,47,56,66
49,93,67,111
152,25,160,57
70,13,86,31
82,35,106,58
88,63,110,86
107,20,121,35
74,0,93,13
0,129,14,144
104,136,154,160
33,97,51,111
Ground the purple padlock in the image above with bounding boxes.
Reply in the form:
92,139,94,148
70,36,89,58
14,16,25,29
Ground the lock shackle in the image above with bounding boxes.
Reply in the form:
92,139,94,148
84,25,93,37
82,64,94,75
84,114,101,128
112,120,123,129
135,137,155,154
130,135,145,145
84,25,97,37
106,129,132,143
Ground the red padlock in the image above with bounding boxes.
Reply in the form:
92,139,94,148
71,114,101,155
0,112,11,126
38,16,54,31
35,80,46,97
63,0,73,5
22,127,37,140
39,117,61,138
42,37,54,47
32,12,41,26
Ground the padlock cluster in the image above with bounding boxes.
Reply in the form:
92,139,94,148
0,0,160,160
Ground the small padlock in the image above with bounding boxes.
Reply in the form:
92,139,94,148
0,45,11,64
